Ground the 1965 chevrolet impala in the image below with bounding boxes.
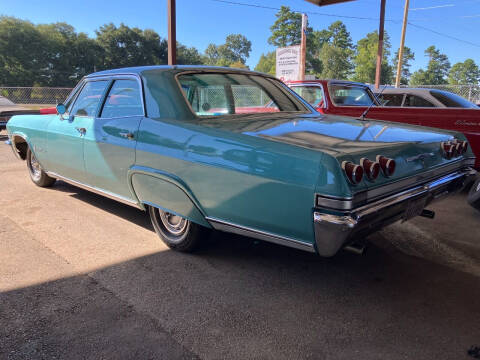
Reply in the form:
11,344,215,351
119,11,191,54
6,66,477,256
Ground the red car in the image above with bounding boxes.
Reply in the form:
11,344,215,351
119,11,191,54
288,80,480,169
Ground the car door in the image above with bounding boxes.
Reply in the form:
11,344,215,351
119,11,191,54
45,80,109,183
83,77,144,201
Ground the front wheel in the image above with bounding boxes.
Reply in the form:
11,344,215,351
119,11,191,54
148,206,209,252
26,147,56,187
467,177,480,211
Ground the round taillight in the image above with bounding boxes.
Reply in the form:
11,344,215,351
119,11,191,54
361,158,380,181
441,142,454,159
342,161,364,185
376,156,396,177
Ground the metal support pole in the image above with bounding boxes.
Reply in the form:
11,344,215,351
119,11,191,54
395,0,410,87
375,0,386,89
168,0,176,65
299,13,308,81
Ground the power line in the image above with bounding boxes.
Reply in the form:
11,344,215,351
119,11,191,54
210,0,480,49
211,0,401,23
407,22,480,48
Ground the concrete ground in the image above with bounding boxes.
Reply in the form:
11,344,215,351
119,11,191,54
1,132,480,360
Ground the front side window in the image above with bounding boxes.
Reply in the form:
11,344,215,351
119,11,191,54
178,73,309,116
403,95,434,107
70,80,109,117
329,84,376,106
101,79,143,118
291,86,324,107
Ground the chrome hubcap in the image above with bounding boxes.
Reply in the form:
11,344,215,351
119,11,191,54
29,152,41,180
159,211,188,236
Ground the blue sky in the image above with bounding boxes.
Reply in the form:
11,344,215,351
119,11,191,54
1,0,480,72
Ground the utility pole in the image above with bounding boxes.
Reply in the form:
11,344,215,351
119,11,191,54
167,0,176,65
395,0,410,87
299,13,308,81
375,0,386,89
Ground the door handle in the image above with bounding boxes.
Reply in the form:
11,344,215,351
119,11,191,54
119,132,134,140
75,127,86,135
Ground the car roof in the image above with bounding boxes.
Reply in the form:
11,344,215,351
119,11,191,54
378,88,434,95
86,65,275,79
288,79,369,87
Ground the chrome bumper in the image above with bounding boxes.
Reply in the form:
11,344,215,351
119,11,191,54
313,167,477,257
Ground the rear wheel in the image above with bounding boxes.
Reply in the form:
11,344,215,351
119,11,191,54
148,206,209,252
467,177,480,211
26,147,56,187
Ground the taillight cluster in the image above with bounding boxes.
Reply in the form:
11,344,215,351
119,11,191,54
441,140,468,159
342,156,396,185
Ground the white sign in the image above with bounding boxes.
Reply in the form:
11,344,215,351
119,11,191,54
276,45,301,82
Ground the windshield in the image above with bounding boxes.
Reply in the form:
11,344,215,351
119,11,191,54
290,85,324,107
177,72,310,116
329,84,376,106
429,90,478,108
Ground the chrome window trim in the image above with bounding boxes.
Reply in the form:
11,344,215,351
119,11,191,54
46,172,142,209
206,217,315,253
99,75,146,119
316,158,472,210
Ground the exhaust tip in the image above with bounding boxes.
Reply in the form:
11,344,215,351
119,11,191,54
344,242,366,255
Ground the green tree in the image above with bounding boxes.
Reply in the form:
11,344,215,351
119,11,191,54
204,34,251,66
317,21,354,79
410,46,450,85
448,59,480,85
95,23,167,69
255,51,276,75
177,43,203,65
392,46,415,85
0,17,44,86
352,30,393,84
268,6,321,75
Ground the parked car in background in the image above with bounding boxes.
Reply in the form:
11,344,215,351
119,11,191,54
0,96,40,130
376,88,479,108
287,80,480,169
7,66,476,257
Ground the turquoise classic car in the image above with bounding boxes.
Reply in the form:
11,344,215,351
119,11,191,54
6,66,477,256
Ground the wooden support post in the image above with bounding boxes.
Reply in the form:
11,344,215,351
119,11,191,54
168,0,176,65
375,0,386,89
395,0,410,87
299,13,307,81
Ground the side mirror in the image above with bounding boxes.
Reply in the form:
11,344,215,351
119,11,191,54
56,103,66,115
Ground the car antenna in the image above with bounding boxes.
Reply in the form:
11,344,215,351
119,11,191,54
360,84,388,121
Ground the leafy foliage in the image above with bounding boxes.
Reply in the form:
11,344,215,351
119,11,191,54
448,59,480,85
351,31,393,84
204,34,251,67
410,46,450,85
254,51,276,75
393,46,415,85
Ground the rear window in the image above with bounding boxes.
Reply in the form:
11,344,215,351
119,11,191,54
177,72,309,116
429,90,477,108
329,84,376,106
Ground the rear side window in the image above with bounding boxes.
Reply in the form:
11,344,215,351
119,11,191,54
101,79,144,118
379,93,404,106
403,95,434,107
70,81,109,117
429,90,477,108
291,86,324,107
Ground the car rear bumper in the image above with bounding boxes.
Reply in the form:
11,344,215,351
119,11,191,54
313,167,477,257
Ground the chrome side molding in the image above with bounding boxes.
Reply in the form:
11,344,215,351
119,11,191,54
46,172,142,209
206,217,316,253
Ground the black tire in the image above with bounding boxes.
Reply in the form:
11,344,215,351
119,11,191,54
467,177,480,211
148,206,210,252
26,147,56,187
